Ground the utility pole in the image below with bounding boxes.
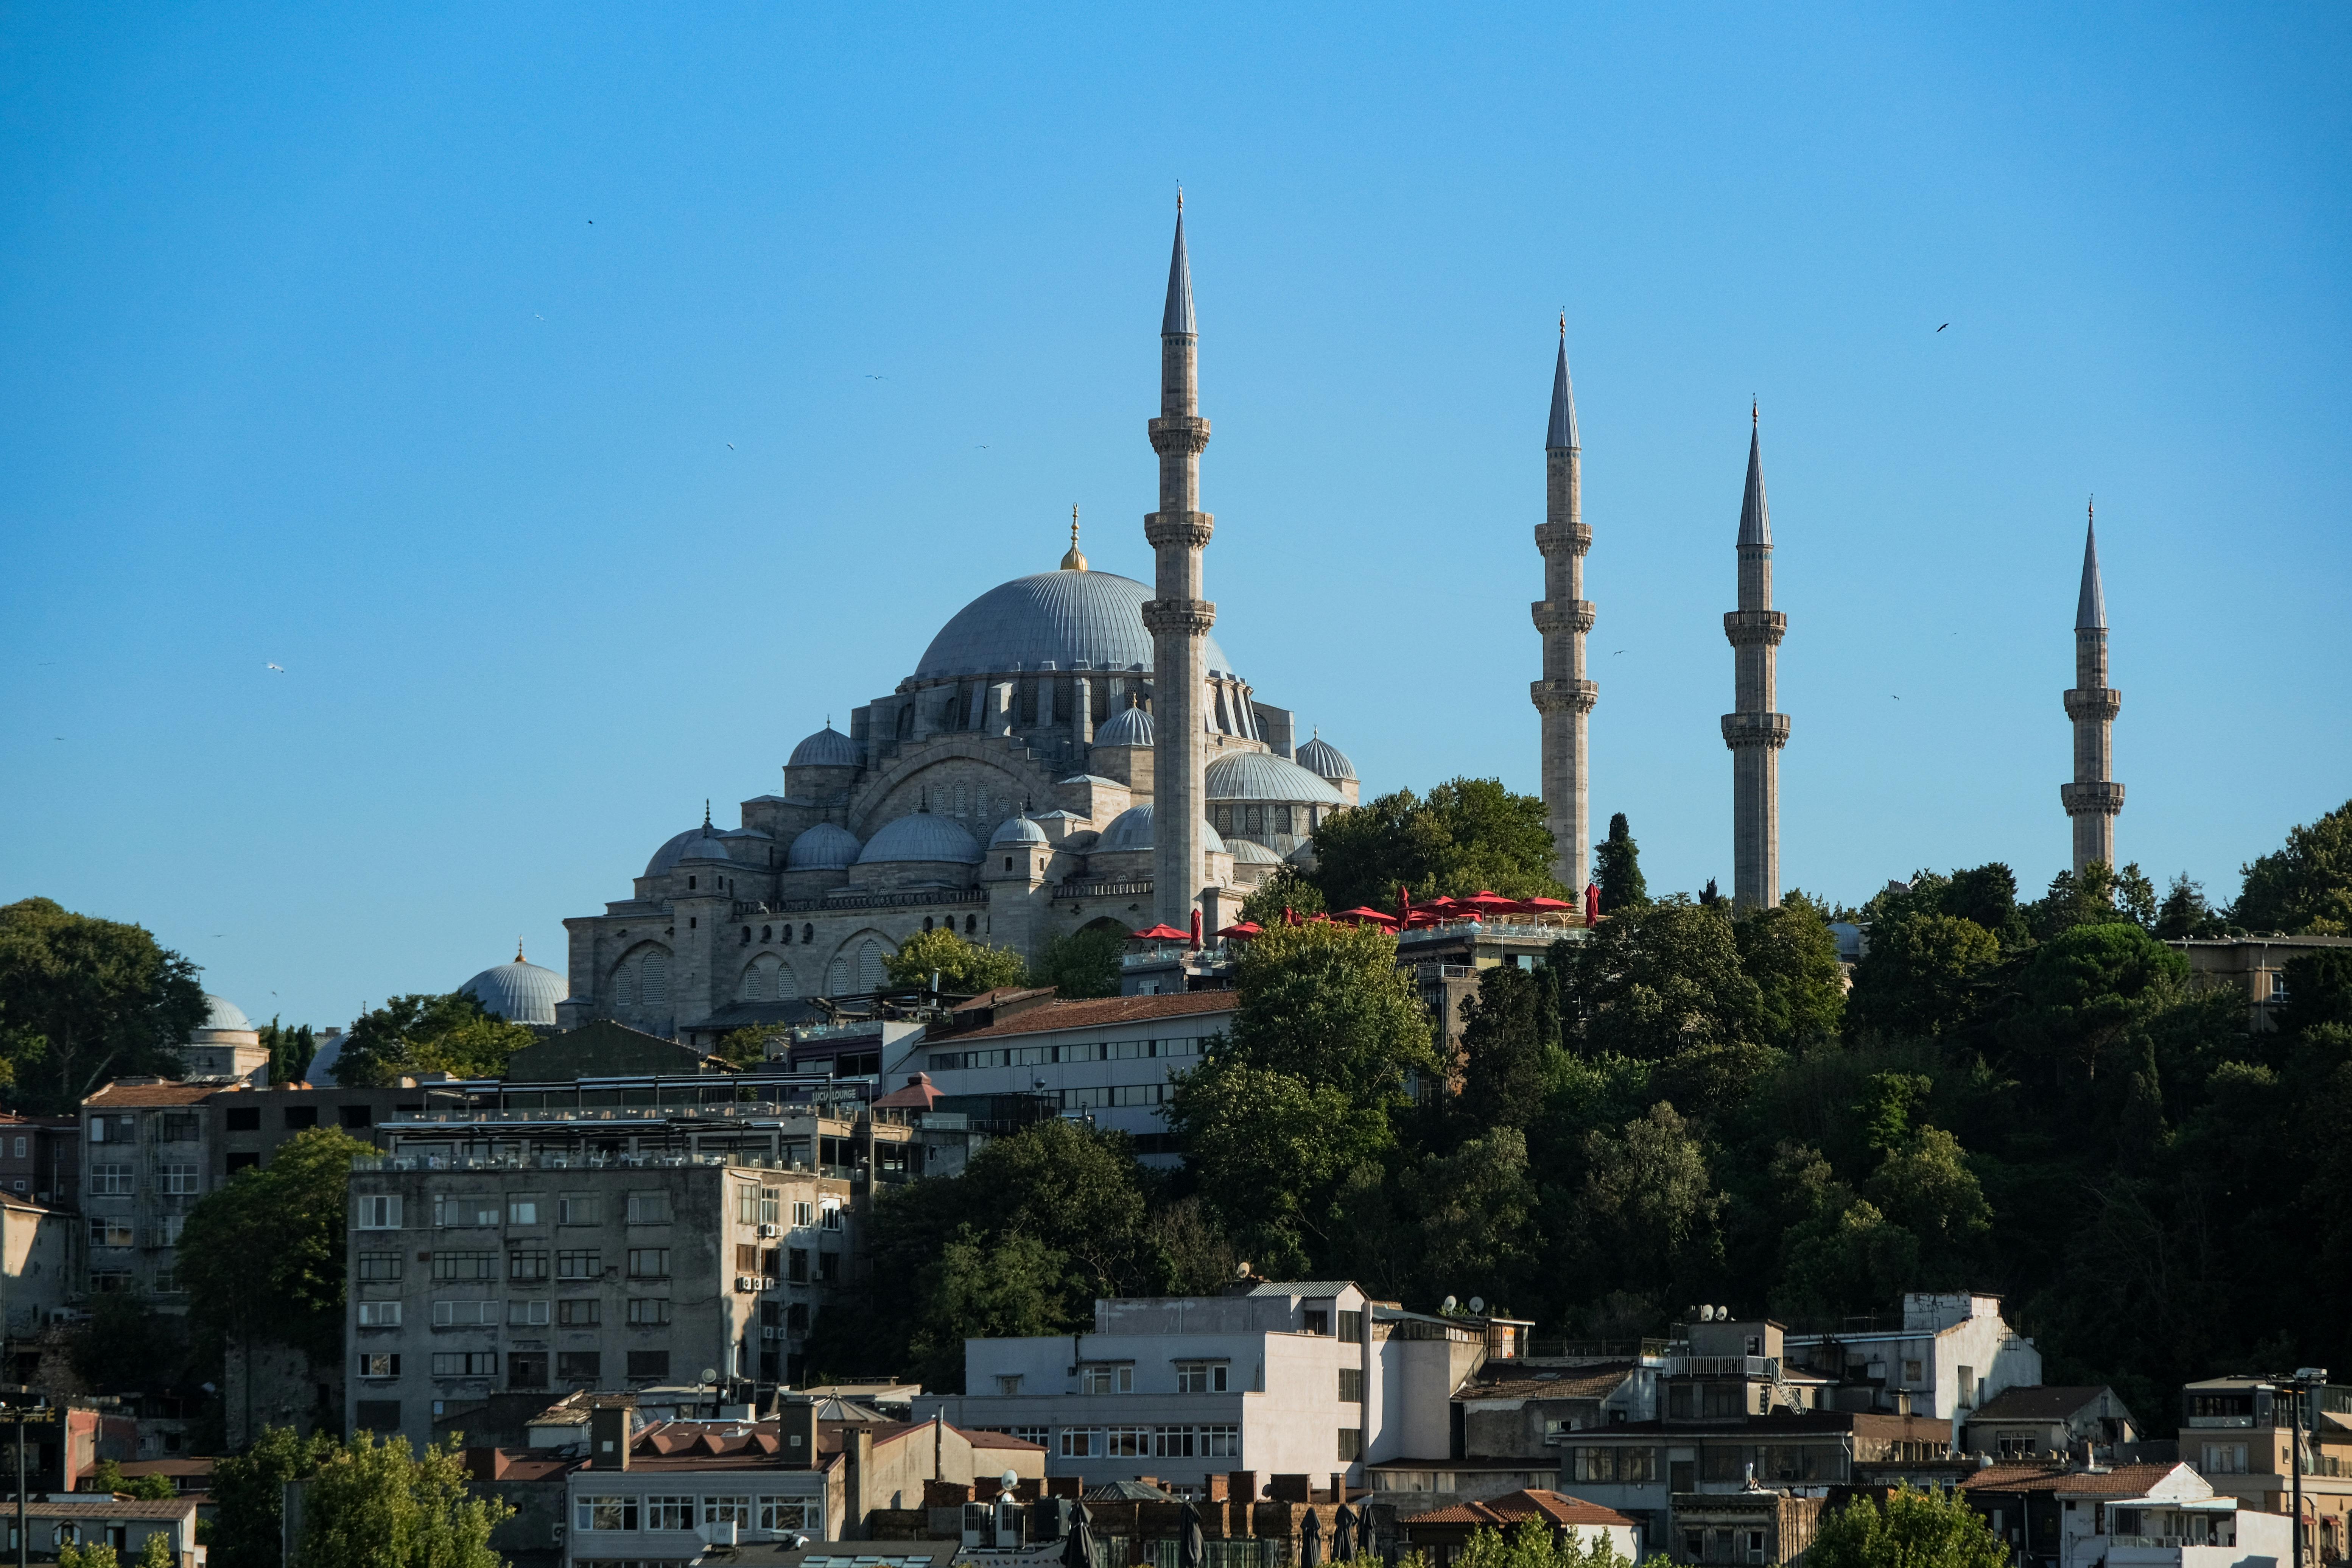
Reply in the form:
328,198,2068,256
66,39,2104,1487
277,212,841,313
2290,1368,2329,1568
0,1392,60,1568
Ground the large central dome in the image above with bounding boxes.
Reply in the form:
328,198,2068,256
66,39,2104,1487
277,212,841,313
915,569,1236,681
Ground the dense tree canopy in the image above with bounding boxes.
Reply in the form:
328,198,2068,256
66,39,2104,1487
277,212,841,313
1308,777,1564,913
883,927,1030,995
178,1126,374,1365
2234,797,2352,934
334,992,537,1085
0,897,207,1112
1809,1486,2008,1568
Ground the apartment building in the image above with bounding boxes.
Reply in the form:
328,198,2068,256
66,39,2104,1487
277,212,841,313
77,1083,219,1302
1,1195,77,1344
0,1113,80,1208
1780,1292,2042,1439
1960,1459,2291,1568
1963,1386,2139,1461
343,1153,856,1451
2180,1376,2352,1561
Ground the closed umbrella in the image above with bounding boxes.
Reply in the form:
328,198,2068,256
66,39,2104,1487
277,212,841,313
1063,1502,1099,1568
1333,1503,1358,1562
1189,908,1203,948
1584,880,1602,925
1180,1499,1206,1568
1300,1505,1323,1568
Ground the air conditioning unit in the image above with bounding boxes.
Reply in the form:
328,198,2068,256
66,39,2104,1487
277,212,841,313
736,1275,757,1293
762,1327,784,1341
757,1224,779,1239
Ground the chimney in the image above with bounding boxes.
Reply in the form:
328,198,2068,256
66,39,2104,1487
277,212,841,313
779,1395,818,1470
590,1406,630,1470
850,1428,874,1539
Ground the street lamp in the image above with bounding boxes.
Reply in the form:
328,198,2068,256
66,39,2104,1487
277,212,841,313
0,1393,60,1568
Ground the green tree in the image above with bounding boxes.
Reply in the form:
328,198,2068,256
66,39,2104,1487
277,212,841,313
2031,861,2155,939
1943,862,2031,947
59,1543,120,1568
1846,913,1999,1039
1309,777,1564,913
178,1128,373,1377
137,1531,174,1568
1807,1485,2008,1568
1864,1126,1992,1278
883,927,1029,995
1167,1062,1394,1274
2156,874,2229,939
208,1425,336,1568
1572,1102,1723,1298
1458,964,1548,1134
72,1289,170,1392
1594,812,1647,911
711,1026,779,1068
1219,920,1439,1098
1734,893,1846,1048
84,1457,176,1500
1551,898,1761,1061
334,993,537,1086
1238,866,1326,925
2007,922,2190,1089
293,1431,512,1568
1030,926,1125,999
902,1229,1074,1390
255,1016,316,1084
2276,949,2352,1037
1457,1517,1637,1568
2234,798,2352,934
0,897,207,1113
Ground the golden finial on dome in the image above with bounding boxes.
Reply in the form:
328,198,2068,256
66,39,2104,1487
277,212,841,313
1061,504,1088,571
515,937,526,963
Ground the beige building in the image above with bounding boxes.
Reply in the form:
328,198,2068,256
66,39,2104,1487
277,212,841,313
2167,934,2352,1032
0,1194,76,1342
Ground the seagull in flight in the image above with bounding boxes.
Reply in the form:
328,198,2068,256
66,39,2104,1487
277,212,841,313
266,662,286,673
865,374,888,380
1612,649,1627,656
1936,323,1949,332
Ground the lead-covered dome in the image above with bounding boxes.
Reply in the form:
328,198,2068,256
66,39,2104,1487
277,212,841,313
200,994,252,1034
1205,751,1348,805
1296,733,1357,783
914,570,1236,680
1094,705,1155,747
1099,805,1228,855
856,813,984,866
459,948,568,1027
786,823,862,869
644,827,707,877
789,725,861,768
990,816,1049,847
678,830,733,863
1229,838,1283,866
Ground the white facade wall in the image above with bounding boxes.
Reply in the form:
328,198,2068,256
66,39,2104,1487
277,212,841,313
1784,1292,2041,1441
918,1009,1233,1143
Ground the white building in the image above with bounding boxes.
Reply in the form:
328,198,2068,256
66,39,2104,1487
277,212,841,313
1782,1292,2042,1442
913,1281,1525,1493
2057,1462,2287,1568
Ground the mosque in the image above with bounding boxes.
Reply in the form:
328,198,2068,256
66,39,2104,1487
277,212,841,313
550,205,1360,1041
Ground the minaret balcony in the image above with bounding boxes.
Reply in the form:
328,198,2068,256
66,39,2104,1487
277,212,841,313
2063,687,2122,722
1723,610,1788,648
1720,712,1792,750
1143,512,1215,550
1530,678,1598,715
2061,781,2126,816
1140,599,1218,636
1532,599,1597,637
1147,415,1211,455
1534,521,1593,557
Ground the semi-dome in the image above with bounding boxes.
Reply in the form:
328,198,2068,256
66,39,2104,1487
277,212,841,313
914,570,1235,680
1204,751,1348,806
678,831,733,863
458,947,568,1027
786,823,862,869
1228,838,1283,865
990,816,1049,847
1295,733,1357,783
856,813,984,866
1094,705,1155,747
200,994,252,1034
789,725,861,768
644,827,708,878
1099,805,1228,855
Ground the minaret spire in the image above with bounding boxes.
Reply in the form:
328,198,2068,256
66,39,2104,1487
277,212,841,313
1721,405,1790,910
1532,315,1596,894
2062,498,2123,873
1142,196,1214,927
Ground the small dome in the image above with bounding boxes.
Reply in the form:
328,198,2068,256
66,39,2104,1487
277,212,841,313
644,827,709,878
990,816,1049,847
856,813,984,866
678,831,733,863
789,725,861,769
458,950,568,1028
1099,805,1228,855
1296,733,1357,783
1228,838,1283,865
1094,705,1155,747
1205,751,1348,806
786,823,862,870
1286,837,1318,866
200,994,251,1033
306,1033,345,1085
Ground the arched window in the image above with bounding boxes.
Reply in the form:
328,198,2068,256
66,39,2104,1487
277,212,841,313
858,940,884,992
761,925,772,943
965,914,978,934
741,955,781,1002
802,923,814,945
640,951,668,1007
615,969,637,1007
1246,805,1264,835
827,956,849,995
687,876,697,890
923,916,934,933
1275,807,1293,836
741,926,752,945
775,962,798,1000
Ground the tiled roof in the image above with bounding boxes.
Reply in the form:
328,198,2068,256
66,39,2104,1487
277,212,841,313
2054,1464,2198,1497
1461,1364,1637,1403
21,1500,196,1520
1407,1490,1633,1530
84,1082,227,1108
1960,1464,2072,1495
949,990,1234,1042
1969,1386,2123,1423
966,1429,1046,1450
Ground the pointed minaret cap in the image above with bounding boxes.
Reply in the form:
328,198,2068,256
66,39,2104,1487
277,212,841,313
2076,500,2107,630
1546,313,1579,450
1737,400,1770,547
1061,505,1088,571
1162,193,1196,336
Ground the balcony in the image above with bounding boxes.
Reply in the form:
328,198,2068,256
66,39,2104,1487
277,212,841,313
1666,1356,1780,1380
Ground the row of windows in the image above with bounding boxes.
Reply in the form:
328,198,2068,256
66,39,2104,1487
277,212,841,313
730,1188,830,1228
431,1192,672,1228
86,1162,203,1196
424,1248,672,1281
360,1297,677,1328
929,1037,1203,1072
576,1496,813,1533
1058,1084,1164,1110
88,1216,184,1248
1057,1425,1243,1459
359,1348,676,1382
1562,1444,1849,1484
732,1244,837,1282
1211,804,1314,838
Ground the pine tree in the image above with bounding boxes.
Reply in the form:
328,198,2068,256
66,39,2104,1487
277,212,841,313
1594,812,1648,911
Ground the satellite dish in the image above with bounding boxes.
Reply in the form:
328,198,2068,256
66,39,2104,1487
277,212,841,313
1699,1306,1715,1322
700,1367,720,1385
1468,1296,1485,1314
1441,1295,1458,1313
1001,1468,1020,1491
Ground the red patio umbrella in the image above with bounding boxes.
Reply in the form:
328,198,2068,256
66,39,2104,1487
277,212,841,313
1130,923,1191,942
1521,897,1575,912
1188,908,1203,948
1457,890,1519,917
1333,906,1399,927
1217,921,1264,940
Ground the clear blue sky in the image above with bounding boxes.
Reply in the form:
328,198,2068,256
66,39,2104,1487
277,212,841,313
5,4,2346,1032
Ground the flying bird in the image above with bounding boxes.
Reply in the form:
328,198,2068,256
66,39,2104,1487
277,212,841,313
1612,649,1627,656
727,443,735,450
1892,694,1902,701
1937,323,1949,332
865,374,888,380
266,662,286,673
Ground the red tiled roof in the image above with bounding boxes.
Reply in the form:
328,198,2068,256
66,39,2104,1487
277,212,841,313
2053,1464,2196,1497
1407,1490,1633,1531
1960,1464,2072,1494
84,1082,229,1108
949,990,1235,1041
873,1074,943,1110
966,1429,1048,1450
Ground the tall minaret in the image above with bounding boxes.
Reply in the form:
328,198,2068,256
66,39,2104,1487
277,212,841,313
1531,316,1596,892
2061,503,2123,873
1721,402,1790,910
1142,196,1213,927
